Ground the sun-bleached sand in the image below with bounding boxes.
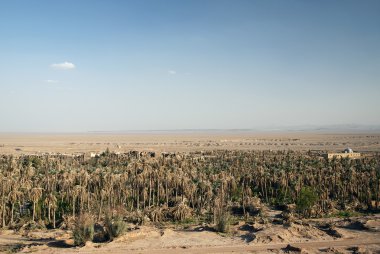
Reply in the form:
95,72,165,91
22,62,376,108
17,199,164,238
1,132,379,155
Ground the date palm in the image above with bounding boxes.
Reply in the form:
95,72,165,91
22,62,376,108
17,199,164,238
8,189,23,225
30,187,43,221
44,193,57,226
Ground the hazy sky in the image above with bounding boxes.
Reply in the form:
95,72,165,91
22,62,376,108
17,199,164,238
1,0,379,132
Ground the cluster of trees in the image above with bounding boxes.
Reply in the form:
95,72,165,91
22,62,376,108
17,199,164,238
0,150,379,229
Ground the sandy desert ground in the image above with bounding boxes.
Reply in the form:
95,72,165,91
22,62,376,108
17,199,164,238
0,210,379,254
0,132,380,155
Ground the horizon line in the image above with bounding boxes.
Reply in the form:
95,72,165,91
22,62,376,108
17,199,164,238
1,124,380,135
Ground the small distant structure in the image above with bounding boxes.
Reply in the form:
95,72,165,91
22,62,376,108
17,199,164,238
323,148,360,159
343,148,353,153
90,152,101,158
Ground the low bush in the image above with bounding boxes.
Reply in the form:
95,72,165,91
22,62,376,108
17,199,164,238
105,215,128,240
296,187,318,217
215,212,230,233
72,215,94,246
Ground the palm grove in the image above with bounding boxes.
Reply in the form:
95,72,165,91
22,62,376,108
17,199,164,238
0,150,379,235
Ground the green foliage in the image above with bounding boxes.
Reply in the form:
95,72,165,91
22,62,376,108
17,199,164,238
296,187,318,217
215,212,230,233
104,215,128,240
231,186,242,202
336,210,362,218
73,215,94,246
57,199,71,219
273,189,292,207
21,156,41,169
0,150,379,230
173,217,196,226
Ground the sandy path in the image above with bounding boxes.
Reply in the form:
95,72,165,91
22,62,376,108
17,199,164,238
83,238,380,254
69,234,380,254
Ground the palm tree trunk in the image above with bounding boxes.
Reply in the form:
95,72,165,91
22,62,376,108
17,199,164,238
149,177,152,207
157,179,160,206
165,177,169,205
376,177,380,209
53,208,56,228
11,203,14,225
33,201,36,221
98,196,103,221
264,178,268,203
137,188,140,210
2,206,5,227
72,196,75,217
242,182,246,216
48,205,51,222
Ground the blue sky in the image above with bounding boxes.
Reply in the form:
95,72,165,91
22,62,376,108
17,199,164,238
0,0,379,132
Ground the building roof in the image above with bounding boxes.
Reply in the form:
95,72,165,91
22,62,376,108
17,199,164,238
344,148,353,153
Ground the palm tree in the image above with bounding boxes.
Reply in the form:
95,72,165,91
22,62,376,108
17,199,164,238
30,187,43,222
44,193,57,226
8,189,22,225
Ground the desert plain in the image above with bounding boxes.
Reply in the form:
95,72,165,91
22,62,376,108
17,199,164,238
1,131,380,154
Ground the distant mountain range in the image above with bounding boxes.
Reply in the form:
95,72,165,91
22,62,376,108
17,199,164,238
259,124,380,133
88,124,380,134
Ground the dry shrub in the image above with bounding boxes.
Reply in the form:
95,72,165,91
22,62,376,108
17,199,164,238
20,220,46,231
124,210,145,225
281,211,294,222
72,214,94,246
172,202,192,222
149,206,167,222
246,196,263,215
59,215,76,230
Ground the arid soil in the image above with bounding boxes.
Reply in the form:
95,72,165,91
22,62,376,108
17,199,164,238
0,132,380,154
1,212,379,254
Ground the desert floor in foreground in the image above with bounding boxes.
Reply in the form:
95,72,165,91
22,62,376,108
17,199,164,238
1,211,379,254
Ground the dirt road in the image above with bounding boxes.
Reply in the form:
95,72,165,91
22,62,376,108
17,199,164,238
73,234,380,254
